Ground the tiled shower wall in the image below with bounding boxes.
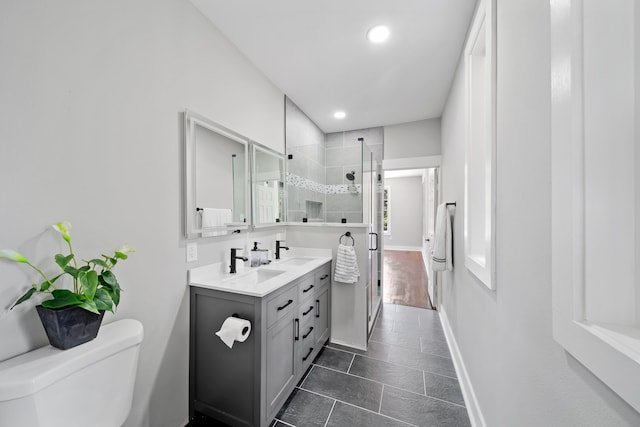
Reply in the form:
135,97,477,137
325,128,383,223
285,96,384,223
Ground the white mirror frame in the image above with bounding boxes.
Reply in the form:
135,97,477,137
183,110,250,239
463,0,497,290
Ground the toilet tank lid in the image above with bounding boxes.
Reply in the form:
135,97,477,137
0,318,143,402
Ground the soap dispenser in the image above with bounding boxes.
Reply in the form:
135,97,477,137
250,242,261,267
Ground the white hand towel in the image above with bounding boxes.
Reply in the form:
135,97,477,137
334,244,360,284
431,203,453,272
200,208,232,237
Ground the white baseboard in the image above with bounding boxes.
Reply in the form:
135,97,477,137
439,307,486,427
384,245,421,251
422,250,430,271
328,338,367,352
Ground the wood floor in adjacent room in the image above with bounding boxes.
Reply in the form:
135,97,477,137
383,250,434,310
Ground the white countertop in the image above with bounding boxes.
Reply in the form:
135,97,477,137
188,248,332,297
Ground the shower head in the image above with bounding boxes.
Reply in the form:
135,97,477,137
346,171,356,181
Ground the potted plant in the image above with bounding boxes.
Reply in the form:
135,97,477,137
0,221,134,349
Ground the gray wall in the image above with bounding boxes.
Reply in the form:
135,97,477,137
0,1,284,427
440,1,640,426
383,176,423,250
384,118,441,159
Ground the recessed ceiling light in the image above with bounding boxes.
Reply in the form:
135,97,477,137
334,111,346,119
367,25,390,43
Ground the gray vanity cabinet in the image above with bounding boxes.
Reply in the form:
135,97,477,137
189,261,331,427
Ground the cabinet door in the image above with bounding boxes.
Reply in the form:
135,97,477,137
265,313,297,417
315,285,330,348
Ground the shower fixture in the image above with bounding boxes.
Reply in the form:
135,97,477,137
345,171,359,194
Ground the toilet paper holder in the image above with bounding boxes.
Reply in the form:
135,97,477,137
231,313,250,335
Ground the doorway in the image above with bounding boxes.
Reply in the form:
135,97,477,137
381,167,439,310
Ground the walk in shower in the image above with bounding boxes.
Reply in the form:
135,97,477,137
284,97,383,224
284,97,384,334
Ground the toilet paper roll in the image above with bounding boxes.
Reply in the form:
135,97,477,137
215,316,251,349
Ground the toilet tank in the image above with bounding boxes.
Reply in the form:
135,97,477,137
0,318,144,427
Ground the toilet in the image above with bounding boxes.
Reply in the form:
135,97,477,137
0,318,144,427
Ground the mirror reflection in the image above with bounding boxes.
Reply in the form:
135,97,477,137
184,110,249,238
252,144,285,226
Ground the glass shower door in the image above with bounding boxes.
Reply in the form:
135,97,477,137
364,144,382,335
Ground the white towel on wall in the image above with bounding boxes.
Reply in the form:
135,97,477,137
334,244,360,284
431,203,453,272
200,208,232,237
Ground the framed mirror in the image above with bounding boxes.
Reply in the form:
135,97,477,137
184,110,250,238
252,143,285,227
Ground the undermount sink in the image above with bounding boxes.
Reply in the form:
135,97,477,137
223,269,286,286
276,257,315,267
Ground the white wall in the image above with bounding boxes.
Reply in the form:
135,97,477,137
383,176,423,250
384,118,441,159
0,1,284,426
440,0,640,426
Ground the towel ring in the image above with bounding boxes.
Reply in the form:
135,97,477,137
339,231,355,246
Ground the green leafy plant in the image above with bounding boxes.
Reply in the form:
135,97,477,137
0,222,134,314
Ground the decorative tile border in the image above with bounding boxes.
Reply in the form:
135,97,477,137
286,173,361,195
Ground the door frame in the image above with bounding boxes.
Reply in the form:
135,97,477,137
381,155,443,309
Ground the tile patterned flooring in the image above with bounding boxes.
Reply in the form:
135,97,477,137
271,303,470,427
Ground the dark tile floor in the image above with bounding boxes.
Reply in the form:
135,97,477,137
272,303,470,427
190,303,469,427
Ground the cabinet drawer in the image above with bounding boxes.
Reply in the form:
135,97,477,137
297,275,316,303
315,265,331,288
267,286,298,328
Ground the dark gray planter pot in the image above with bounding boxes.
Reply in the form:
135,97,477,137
36,305,105,350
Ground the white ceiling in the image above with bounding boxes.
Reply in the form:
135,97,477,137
190,0,477,133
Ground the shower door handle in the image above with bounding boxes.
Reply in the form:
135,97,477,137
369,232,379,251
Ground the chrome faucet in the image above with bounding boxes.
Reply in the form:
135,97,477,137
275,240,289,260
229,248,248,274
